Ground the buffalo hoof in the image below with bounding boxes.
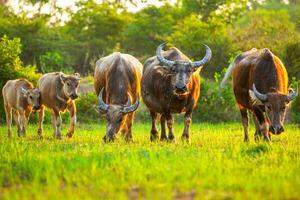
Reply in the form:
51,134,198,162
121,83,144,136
66,132,73,138
37,128,43,135
103,135,114,143
124,135,133,143
181,134,189,143
150,133,159,142
54,133,62,140
168,134,176,143
262,135,272,144
160,135,168,141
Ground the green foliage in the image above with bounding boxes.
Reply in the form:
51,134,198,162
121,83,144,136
1,123,300,199
122,5,179,59
284,42,300,79
229,9,300,58
168,14,234,77
75,92,100,124
40,51,71,73
66,0,131,73
193,75,240,122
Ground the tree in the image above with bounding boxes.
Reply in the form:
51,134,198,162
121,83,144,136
66,0,131,74
121,4,180,60
168,14,234,77
228,9,300,58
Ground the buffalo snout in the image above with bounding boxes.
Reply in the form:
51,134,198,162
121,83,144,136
175,82,187,93
70,93,78,100
270,125,284,135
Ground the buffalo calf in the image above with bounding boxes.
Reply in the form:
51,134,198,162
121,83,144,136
2,79,40,137
37,72,81,139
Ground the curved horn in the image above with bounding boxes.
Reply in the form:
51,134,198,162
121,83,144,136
191,44,212,68
156,43,175,67
287,84,298,101
97,88,108,111
123,97,139,113
253,84,267,102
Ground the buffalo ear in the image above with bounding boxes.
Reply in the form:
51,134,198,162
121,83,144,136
93,105,107,116
21,87,29,97
74,73,81,80
249,90,263,106
60,73,67,84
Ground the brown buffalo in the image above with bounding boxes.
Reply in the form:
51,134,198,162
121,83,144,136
94,52,142,142
2,79,40,137
142,43,212,141
221,48,298,142
37,72,81,139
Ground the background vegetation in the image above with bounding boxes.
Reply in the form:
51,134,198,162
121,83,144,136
0,0,299,123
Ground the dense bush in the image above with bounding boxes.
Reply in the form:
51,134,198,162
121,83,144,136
40,51,72,73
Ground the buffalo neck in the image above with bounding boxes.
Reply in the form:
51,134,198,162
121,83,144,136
107,68,129,106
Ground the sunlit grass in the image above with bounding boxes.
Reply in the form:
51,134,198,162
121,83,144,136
0,122,300,199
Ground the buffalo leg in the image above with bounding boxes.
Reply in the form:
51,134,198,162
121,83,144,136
66,101,76,138
37,106,44,137
252,112,262,142
239,106,249,142
52,110,62,139
124,112,134,142
25,109,31,125
160,114,167,141
19,109,27,136
4,104,12,137
182,113,192,141
253,108,270,143
165,113,175,141
150,111,158,141
13,110,21,136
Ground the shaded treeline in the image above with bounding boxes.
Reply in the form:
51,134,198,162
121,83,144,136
0,0,299,123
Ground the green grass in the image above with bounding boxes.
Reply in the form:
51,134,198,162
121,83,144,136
0,122,300,199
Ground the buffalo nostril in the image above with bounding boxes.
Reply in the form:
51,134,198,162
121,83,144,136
175,83,186,90
279,126,284,133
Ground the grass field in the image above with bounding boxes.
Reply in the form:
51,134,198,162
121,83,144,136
0,122,300,200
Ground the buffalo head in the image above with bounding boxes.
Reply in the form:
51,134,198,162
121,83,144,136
156,43,211,95
60,73,81,100
250,84,298,134
21,87,41,111
97,88,139,141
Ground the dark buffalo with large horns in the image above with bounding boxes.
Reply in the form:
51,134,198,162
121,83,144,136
94,52,142,142
221,48,298,142
142,43,212,141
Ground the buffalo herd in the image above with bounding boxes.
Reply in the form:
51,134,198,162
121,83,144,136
2,43,298,143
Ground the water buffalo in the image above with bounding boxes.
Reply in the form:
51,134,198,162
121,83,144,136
142,43,212,141
94,52,142,142
37,72,81,139
2,79,40,137
221,48,298,142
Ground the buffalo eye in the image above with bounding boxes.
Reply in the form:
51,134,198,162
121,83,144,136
170,66,176,72
266,105,272,110
29,96,33,99
67,82,70,86
281,106,287,111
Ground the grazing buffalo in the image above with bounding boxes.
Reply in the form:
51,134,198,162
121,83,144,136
142,43,212,141
37,72,81,139
94,52,142,142
2,79,40,137
221,48,298,142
